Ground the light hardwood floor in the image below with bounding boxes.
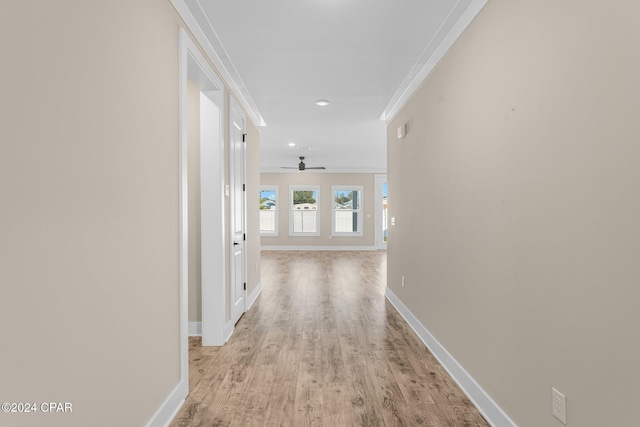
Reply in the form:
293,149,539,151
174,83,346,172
171,251,489,427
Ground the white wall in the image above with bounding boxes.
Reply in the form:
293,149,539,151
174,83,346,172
245,121,262,294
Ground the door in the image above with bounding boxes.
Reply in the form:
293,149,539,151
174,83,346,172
375,175,388,250
229,100,246,325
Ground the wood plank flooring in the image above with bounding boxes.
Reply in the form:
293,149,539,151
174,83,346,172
170,251,489,427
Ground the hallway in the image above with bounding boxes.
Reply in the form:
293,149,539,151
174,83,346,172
171,251,488,426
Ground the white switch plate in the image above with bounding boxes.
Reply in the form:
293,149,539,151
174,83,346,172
397,124,406,139
225,185,230,197
391,217,396,226
552,388,566,424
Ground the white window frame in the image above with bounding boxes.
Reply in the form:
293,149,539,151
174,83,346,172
289,185,321,236
259,185,278,236
331,185,364,237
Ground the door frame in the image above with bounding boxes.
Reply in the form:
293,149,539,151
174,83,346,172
228,97,247,322
179,28,225,377
375,174,388,250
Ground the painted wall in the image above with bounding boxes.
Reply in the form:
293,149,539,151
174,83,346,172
387,1,640,426
245,122,262,295
187,78,202,322
260,173,377,248
0,1,181,425
0,0,262,425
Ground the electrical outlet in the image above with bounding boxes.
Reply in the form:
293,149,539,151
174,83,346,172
401,276,405,287
552,388,566,424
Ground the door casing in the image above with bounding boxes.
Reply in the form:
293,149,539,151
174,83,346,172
180,29,226,360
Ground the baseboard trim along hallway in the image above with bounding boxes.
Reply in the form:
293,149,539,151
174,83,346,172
246,281,263,310
188,282,262,338
145,380,187,427
385,287,517,427
188,322,202,337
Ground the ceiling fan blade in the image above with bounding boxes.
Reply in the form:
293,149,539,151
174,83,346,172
281,156,325,171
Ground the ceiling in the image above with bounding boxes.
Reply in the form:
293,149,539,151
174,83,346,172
179,0,485,173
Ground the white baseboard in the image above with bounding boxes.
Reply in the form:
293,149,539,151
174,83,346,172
261,245,379,251
224,320,234,342
246,281,263,310
385,287,517,427
216,283,262,345
145,379,187,427
188,322,202,337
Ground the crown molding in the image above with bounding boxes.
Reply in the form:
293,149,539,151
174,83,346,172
170,0,267,128
380,0,487,123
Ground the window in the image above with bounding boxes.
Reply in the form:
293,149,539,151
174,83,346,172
259,186,278,236
289,186,320,236
332,186,363,236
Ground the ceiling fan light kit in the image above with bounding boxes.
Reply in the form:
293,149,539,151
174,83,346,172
280,156,326,171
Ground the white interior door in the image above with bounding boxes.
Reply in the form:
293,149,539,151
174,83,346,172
229,99,246,325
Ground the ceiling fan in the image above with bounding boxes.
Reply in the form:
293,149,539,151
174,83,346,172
281,156,326,171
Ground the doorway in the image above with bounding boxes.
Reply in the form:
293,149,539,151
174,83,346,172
375,174,388,250
180,30,226,376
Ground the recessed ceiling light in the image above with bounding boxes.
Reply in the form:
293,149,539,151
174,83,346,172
288,142,296,147
314,99,330,106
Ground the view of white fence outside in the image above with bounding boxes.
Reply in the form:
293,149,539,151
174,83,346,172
335,211,357,232
260,187,278,235
332,186,363,236
260,210,276,232
290,187,320,235
292,210,317,233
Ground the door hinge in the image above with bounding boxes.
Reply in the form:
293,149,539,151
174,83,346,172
242,133,247,142
242,184,246,191
243,282,247,291
243,233,246,241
